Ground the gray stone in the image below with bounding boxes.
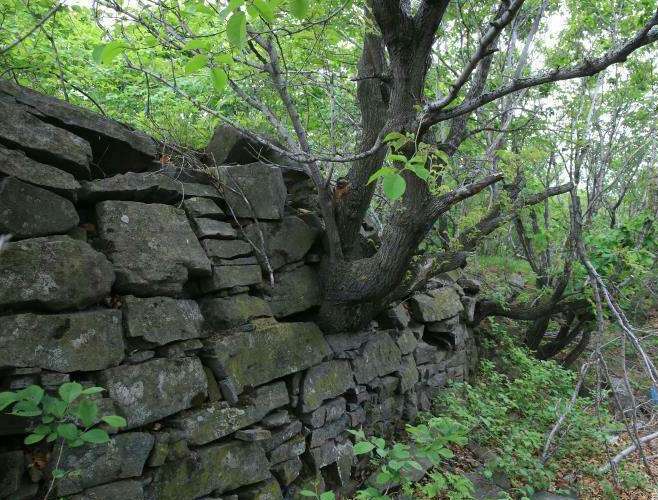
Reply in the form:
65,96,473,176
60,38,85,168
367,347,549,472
149,441,271,500
306,440,340,469
414,341,445,365
263,265,321,318
0,310,124,372
200,265,262,292
271,456,303,486
268,433,306,464
57,432,153,496
69,480,144,500
234,478,283,500
380,303,412,329
235,428,272,442
215,163,287,219
351,334,402,384
0,450,23,497
98,357,208,429
201,294,272,330
325,331,372,357
261,410,291,429
183,196,224,218
397,355,420,392
0,145,81,197
531,493,578,500
243,216,318,269
307,414,349,448
0,99,91,178
217,256,259,266
325,441,353,488
458,276,481,295
300,360,354,412
261,420,303,452
96,201,211,295
1,80,156,176
194,218,237,239
170,382,289,445
301,398,346,428
392,329,418,355
203,239,253,261
157,339,203,358
204,321,331,393
0,236,114,311
79,172,184,203
409,287,464,323
123,295,203,346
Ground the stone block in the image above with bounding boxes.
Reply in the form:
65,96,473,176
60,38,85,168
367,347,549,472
98,357,207,429
408,287,463,323
0,310,124,372
183,196,224,218
243,216,318,269
96,201,211,295
263,265,321,318
203,239,253,261
123,295,203,346
200,265,262,292
69,480,144,500
200,294,272,330
301,398,346,428
0,236,114,311
268,433,306,464
271,456,303,486
300,360,354,412
193,218,237,239
397,355,419,393
350,334,402,384
203,321,330,393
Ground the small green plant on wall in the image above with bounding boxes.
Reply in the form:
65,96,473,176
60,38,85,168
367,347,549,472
0,382,126,499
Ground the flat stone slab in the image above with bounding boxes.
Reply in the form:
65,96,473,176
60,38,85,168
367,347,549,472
79,172,183,203
0,177,79,239
409,287,463,323
202,239,253,261
98,357,208,429
96,201,211,295
351,334,402,384
0,145,81,197
0,236,114,311
0,310,124,372
193,218,237,239
183,196,224,218
203,321,331,393
123,295,204,346
244,216,319,270
57,432,153,496
148,441,271,500
200,294,272,330
170,381,289,445
0,99,92,178
265,265,321,318
300,360,354,412
69,480,144,500
199,264,262,292
215,162,287,219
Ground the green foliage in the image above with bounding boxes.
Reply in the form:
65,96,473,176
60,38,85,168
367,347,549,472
1,382,126,448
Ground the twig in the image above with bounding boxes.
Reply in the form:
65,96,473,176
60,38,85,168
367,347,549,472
0,2,63,55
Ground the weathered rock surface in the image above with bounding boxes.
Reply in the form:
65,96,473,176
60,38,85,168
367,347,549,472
351,334,402,384
0,177,79,238
0,99,92,178
171,382,289,445
203,321,331,393
300,360,354,412
79,172,181,202
215,163,287,219
0,310,124,372
1,79,157,176
69,480,144,500
148,441,271,500
264,266,321,318
182,196,224,219
0,236,114,311
0,450,23,497
96,201,211,295
203,239,253,261
200,265,262,292
409,287,463,323
244,216,318,270
0,145,81,197
201,294,272,330
57,432,153,496
98,357,207,429
234,478,283,500
193,218,237,239
123,295,204,346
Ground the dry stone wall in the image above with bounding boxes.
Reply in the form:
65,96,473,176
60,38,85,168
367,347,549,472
0,81,478,500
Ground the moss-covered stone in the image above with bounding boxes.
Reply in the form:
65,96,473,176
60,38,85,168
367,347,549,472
263,265,321,318
203,321,331,393
98,357,207,429
350,334,402,384
300,360,354,412
0,310,124,372
148,441,271,500
409,287,463,323
199,264,262,292
200,294,272,330
0,236,114,311
69,480,144,500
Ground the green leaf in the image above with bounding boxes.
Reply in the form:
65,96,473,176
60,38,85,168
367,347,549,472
17,385,44,404
12,401,42,417
434,149,450,165
92,44,106,64
0,391,18,411
74,399,98,428
388,154,408,164
183,38,209,51
290,0,309,19
56,423,79,442
382,174,406,200
210,67,228,93
299,491,316,498
52,468,66,479
98,40,128,65
81,387,105,396
226,11,247,50
59,382,83,404
383,131,405,143
409,164,430,180
215,53,234,64
43,396,66,419
24,433,46,445
353,441,375,455
81,428,110,444
367,167,396,185
46,432,58,443
185,54,208,75
101,415,127,428
319,492,336,500
253,0,275,22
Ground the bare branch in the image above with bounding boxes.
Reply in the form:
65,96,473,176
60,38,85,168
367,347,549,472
0,1,62,55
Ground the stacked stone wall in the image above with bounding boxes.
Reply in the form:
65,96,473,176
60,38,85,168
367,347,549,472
0,81,478,500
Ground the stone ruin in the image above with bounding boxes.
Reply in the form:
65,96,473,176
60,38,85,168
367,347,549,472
0,80,479,499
